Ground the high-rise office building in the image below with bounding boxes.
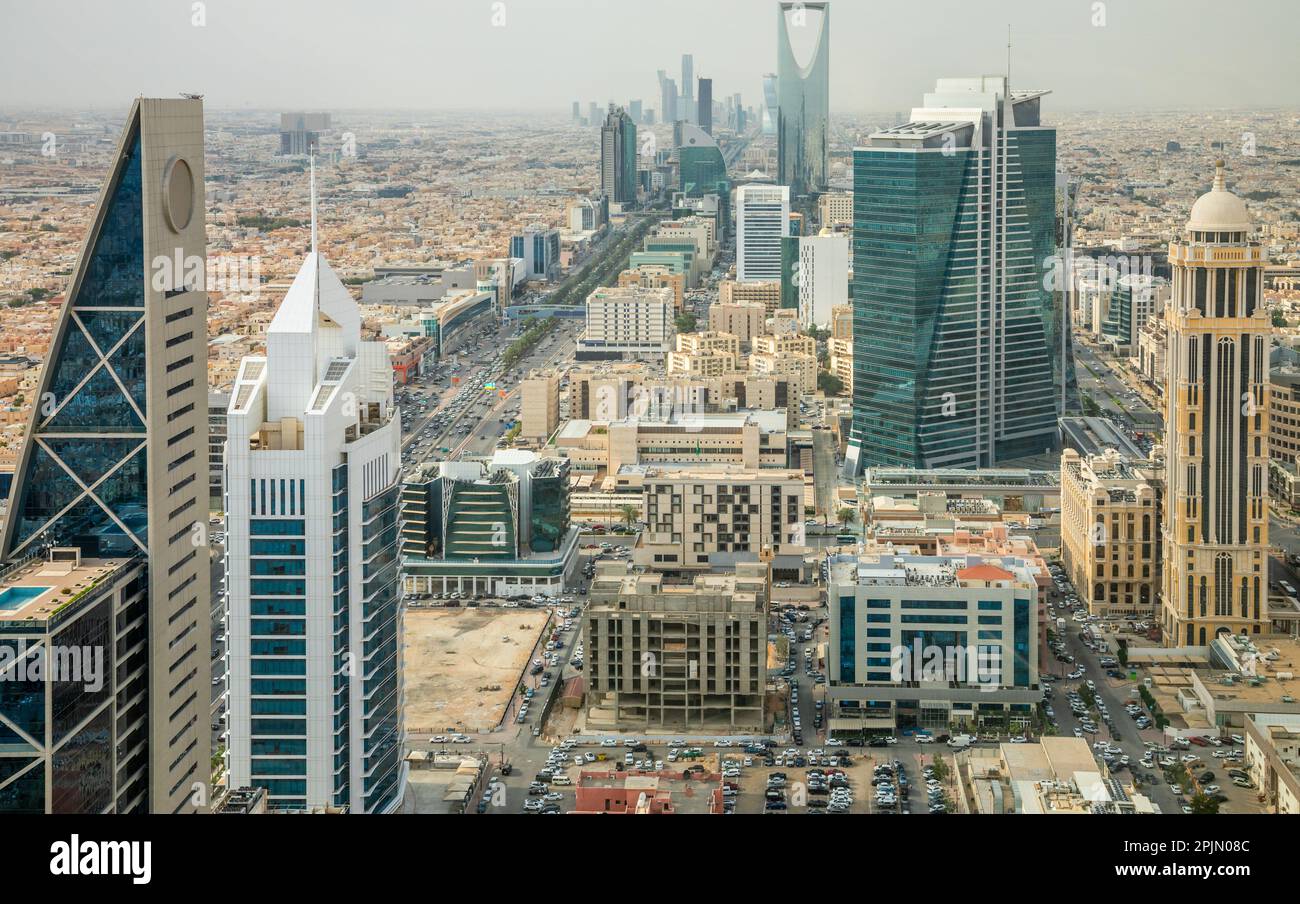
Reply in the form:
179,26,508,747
762,73,779,136
776,2,829,194
572,100,581,122
736,184,790,282
279,111,330,157
511,226,562,280
697,77,712,135
588,101,600,128
224,169,406,813
1160,162,1271,646
681,54,694,105
0,98,211,813
600,104,637,205
844,77,1059,475
659,72,678,124
629,98,642,124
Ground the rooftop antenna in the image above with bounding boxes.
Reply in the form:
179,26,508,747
1006,24,1012,93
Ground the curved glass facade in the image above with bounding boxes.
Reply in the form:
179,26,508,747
776,2,829,196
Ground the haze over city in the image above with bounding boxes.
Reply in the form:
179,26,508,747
3,0,1299,112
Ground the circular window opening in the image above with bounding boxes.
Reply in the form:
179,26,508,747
164,157,194,232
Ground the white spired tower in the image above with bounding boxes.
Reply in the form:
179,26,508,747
1160,161,1271,648
224,164,407,812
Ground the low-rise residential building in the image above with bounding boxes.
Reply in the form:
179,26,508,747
556,409,790,475
959,737,1156,814
707,302,765,348
1244,712,1300,815
720,279,781,316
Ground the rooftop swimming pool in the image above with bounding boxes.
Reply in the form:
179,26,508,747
0,585,52,611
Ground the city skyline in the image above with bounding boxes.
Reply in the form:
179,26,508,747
3,0,1299,113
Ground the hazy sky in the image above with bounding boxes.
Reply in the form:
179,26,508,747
3,0,1297,113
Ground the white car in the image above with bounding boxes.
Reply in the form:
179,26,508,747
826,738,844,747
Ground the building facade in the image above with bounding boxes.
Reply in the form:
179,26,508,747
583,561,769,731
0,98,212,813
776,1,829,195
1160,163,1271,646
1060,448,1161,619
224,199,406,814
826,551,1042,732
845,77,1059,474
635,468,805,570
736,184,790,283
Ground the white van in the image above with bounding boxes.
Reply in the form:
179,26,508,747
947,734,975,750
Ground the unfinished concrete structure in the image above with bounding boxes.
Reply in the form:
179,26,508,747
582,561,768,731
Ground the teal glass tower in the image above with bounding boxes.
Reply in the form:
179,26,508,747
777,1,829,196
845,78,1060,475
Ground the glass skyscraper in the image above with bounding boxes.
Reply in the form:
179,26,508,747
776,1,829,196
600,104,637,205
845,77,1060,475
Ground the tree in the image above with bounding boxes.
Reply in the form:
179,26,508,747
619,504,639,529
1273,309,1288,329
817,370,844,396
838,507,856,530
674,312,697,333
1188,792,1220,814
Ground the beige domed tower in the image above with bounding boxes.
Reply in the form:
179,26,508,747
1160,161,1271,647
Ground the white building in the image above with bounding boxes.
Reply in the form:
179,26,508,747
576,285,675,361
826,551,1042,732
736,184,790,282
224,173,407,814
797,230,849,329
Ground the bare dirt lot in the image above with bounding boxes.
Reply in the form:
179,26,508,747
405,608,549,733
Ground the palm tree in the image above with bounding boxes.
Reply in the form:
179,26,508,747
619,504,639,531
838,507,856,532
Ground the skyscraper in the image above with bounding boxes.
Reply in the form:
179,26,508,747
697,77,713,135
600,104,637,205
776,2,829,195
681,54,693,105
224,165,407,813
658,70,678,125
1160,162,1271,646
572,100,581,122
844,77,1059,475
736,184,790,282
629,98,642,124
762,73,779,136
0,98,211,813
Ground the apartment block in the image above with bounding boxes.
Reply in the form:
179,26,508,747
635,467,805,569
520,369,561,440
708,302,765,348
618,266,684,311
576,285,674,361
720,279,781,316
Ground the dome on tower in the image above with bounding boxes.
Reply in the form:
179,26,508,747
1186,160,1251,231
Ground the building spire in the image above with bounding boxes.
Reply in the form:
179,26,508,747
1213,158,1226,192
309,150,318,254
